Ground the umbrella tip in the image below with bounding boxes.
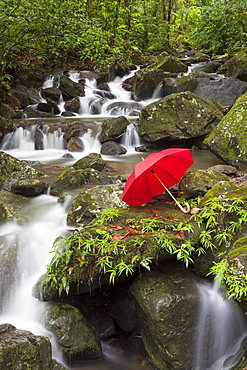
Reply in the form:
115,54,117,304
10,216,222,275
141,156,145,161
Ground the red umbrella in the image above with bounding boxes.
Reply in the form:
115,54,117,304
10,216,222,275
122,148,194,212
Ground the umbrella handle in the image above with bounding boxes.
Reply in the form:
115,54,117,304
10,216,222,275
152,172,191,213
164,186,191,213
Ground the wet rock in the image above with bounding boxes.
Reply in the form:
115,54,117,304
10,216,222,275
94,316,117,340
59,75,85,101
46,98,61,115
49,168,86,196
138,91,223,143
163,75,198,96
99,116,130,143
41,87,61,102
0,323,66,370
129,268,203,370
62,120,88,141
0,190,31,224
73,153,115,172
66,184,125,226
66,136,84,151
154,55,188,73
12,84,40,109
204,91,247,169
226,51,247,82
133,68,166,100
43,303,102,362
208,164,237,175
100,141,127,155
110,293,139,334
94,58,127,84
23,106,55,118
11,179,48,197
50,167,114,197
64,97,80,113
0,151,45,191
37,102,53,113
179,169,229,199
193,77,246,107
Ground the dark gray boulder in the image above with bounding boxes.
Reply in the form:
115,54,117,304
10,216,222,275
11,179,48,197
43,303,102,362
100,141,127,155
129,268,204,370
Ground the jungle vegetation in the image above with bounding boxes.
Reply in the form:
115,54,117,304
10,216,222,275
0,0,246,87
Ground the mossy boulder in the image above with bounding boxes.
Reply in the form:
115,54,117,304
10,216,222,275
99,116,130,143
138,91,223,143
226,51,247,82
66,184,126,226
43,303,102,362
204,91,247,169
11,179,48,197
129,268,204,370
179,169,229,199
133,68,167,100
0,323,66,370
0,190,32,224
0,151,45,190
62,120,88,140
49,168,86,196
73,153,114,172
153,55,188,73
50,167,114,197
59,75,85,101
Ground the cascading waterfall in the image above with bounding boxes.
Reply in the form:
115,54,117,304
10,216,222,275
120,122,142,150
0,194,71,366
193,279,247,370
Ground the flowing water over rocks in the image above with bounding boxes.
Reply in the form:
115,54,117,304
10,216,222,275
1,60,247,369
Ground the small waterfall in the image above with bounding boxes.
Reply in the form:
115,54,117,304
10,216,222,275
121,123,142,150
1,126,65,151
194,280,247,370
0,194,70,365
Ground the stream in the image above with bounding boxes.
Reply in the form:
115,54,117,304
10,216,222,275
1,65,247,369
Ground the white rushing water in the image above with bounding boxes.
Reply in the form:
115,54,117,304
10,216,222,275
194,280,247,370
0,195,71,365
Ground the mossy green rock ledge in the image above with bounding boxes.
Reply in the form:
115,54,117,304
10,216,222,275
138,91,223,142
204,91,247,169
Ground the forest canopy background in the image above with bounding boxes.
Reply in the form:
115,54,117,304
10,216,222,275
0,0,246,85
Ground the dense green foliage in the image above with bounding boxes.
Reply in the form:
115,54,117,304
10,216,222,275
0,0,246,88
44,196,247,302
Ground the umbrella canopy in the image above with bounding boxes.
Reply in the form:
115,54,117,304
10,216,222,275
122,148,194,208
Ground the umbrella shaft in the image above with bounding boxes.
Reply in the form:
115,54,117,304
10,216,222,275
152,172,190,213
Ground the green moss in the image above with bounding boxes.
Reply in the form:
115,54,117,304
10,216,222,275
228,238,247,259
